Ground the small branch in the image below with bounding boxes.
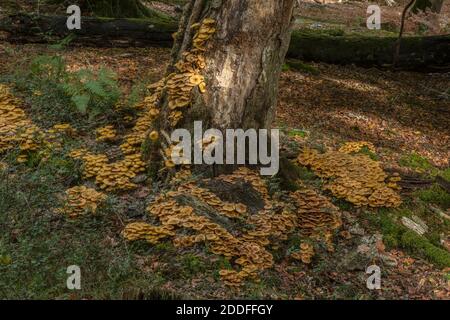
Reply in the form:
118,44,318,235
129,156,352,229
393,0,416,68
429,205,450,221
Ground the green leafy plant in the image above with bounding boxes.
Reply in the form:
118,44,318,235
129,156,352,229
60,68,121,117
29,55,66,83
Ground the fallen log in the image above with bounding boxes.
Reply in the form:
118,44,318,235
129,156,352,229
436,175,450,194
288,29,450,71
1,13,449,71
0,13,177,47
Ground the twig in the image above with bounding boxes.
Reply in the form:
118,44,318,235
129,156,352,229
429,205,450,221
393,0,416,68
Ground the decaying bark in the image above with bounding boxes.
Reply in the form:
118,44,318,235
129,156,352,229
164,0,296,132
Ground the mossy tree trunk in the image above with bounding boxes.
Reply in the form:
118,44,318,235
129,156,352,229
161,0,295,132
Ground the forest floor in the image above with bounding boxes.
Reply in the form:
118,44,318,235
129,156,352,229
0,0,449,301
0,42,449,300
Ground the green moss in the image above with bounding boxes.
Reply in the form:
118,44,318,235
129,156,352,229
288,129,307,138
282,64,290,72
399,152,434,173
179,254,207,276
383,234,399,248
439,168,450,181
357,146,379,161
415,184,450,209
285,59,319,75
368,210,450,268
400,231,450,268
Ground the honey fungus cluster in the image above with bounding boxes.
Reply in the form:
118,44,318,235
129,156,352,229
179,183,249,219
0,84,45,163
290,188,342,251
338,141,376,154
122,222,175,244
0,85,57,164
291,242,315,264
146,188,275,287
96,125,117,142
142,18,216,169
163,19,215,126
70,149,145,191
16,125,46,163
56,186,107,218
123,167,302,287
298,148,402,207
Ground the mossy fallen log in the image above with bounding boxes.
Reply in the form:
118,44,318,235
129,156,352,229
1,13,449,71
288,29,450,71
0,13,177,47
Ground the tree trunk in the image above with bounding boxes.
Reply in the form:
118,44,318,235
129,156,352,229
160,0,295,133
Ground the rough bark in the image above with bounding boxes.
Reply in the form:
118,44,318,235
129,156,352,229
165,0,296,132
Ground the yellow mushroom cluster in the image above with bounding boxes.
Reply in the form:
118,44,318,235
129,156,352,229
216,168,299,248
121,100,159,155
70,149,107,177
291,242,315,264
178,183,249,219
339,141,376,154
70,149,145,192
242,210,297,247
45,123,76,150
123,167,287,287
96,125,117,142
127,18,216,171
121,222,175,244
18,125,44,154
0,85,40,160
164,18,216,128
0,85,60,163
50,123,76,136
290,188,342,251
56,186,107,218
122,167,340,286
218,242,273,287
298,148,402,207
170,168,192,184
